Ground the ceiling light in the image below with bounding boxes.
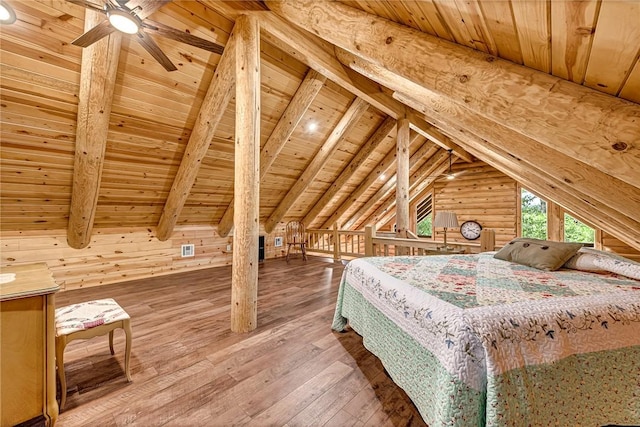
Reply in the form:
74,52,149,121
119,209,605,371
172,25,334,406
379,174,386,181
446,173,455,180
108,9,139,34
306,122,318,132
0,1,16,25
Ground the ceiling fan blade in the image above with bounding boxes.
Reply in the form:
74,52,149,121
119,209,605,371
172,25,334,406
135,30,178,71
123,0,171,19
66,0,107,14
143,19,224,55
71,19,117,48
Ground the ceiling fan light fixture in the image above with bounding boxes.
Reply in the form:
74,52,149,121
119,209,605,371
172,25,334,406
108,9,139,34
0,1,16,25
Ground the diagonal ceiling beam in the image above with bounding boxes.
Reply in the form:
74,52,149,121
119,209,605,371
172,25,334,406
320,131,425,229
395,92,640,249
407,112,473,163
67,10,122,249
364,151,453,230
301,116,396,227
217,68,327,237
343,140,441,230
368,156,449,228
266,0,640,188
254,10,474,179
393,87,640,248
354,148,450,230
263,96,370,233
156,24,237,241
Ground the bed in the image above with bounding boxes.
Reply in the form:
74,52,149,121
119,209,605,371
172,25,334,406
332,251,640,426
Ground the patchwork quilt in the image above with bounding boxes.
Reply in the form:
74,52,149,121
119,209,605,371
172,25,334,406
332,253,640,426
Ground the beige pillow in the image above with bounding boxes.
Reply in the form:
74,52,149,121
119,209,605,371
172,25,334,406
494,238,583,271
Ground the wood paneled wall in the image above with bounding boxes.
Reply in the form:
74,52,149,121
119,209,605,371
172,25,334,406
599,232,640,262
431,161,518,248
0,224,287,291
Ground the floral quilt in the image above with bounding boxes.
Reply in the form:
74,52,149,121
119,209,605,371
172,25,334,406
332,253,640,426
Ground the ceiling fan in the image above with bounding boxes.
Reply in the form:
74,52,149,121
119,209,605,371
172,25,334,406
66,0,224,71
428,149,465,181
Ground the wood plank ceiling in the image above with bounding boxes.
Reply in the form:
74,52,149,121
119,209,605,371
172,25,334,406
1,0,639,249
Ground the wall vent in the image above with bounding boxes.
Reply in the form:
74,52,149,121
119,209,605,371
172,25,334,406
181,243,195,257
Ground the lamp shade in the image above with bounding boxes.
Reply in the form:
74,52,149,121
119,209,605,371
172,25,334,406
433,211,459,229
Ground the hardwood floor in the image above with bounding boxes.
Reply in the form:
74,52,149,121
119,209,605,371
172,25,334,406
55,256,427,426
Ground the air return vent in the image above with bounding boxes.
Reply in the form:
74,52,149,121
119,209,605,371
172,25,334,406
181,244,195,257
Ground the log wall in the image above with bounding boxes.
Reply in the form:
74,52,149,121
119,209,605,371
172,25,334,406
432,161,518,248
0,224,287,291
600,232,640,262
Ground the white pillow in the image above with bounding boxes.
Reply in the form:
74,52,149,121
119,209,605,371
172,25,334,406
564,247,640,280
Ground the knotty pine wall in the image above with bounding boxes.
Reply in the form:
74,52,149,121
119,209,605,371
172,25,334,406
599,232,640,262
0,224,287,291
429,161,518,248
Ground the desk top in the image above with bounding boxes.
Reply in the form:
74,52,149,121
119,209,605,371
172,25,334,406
0,263,59,301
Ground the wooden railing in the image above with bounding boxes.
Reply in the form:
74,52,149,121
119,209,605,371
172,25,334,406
306,225,495,260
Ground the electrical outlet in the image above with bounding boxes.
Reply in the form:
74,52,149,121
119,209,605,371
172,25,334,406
181,244,195,257
226,244,232,251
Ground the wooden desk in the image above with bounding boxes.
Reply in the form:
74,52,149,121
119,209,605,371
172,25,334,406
1,263,59,427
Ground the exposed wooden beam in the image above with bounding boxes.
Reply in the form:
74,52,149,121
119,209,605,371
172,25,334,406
254,11,404,118
301,116,396,227
218,68,327,237
321,132,425,229
254,11,477,171
231,14,260,333
156,24,237,241
407,112,473,163
263,97,370,233
266,0,640,189
67,10,121,249
363,150,451,230
394,90,640,249
395,119,410,241
342,139,438,230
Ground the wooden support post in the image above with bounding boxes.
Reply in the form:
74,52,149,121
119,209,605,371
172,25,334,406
395,119,410,255
547,201,564,242
333,223,341,261
480,229,496,252
231,14,260,333
67,10,121,249
364,225,375,257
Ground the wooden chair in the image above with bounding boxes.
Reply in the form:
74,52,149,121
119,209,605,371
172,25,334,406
285,220,308,262
54,298,132,410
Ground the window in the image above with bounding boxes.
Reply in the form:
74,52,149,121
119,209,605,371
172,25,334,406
417,195,432,237
521,188,595,244
521,189,547,239
564,213,594,245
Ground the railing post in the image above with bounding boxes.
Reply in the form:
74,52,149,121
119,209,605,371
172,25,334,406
480,228,496,252
365,225,375,257
333,223,341,261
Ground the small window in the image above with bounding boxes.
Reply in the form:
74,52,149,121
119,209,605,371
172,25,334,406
564,213,594,245
521,189,547,239
416,195,432,237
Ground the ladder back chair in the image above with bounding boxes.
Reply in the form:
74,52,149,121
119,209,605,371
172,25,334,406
285,220,308,262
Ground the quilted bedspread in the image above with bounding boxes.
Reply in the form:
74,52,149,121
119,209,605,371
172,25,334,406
332,253,640,426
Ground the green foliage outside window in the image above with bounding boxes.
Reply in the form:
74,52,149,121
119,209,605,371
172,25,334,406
417,213,432,237
521,189,594,243
521,190,547,240
564,214,594,243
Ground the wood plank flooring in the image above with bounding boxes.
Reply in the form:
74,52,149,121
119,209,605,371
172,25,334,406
55,256,427,426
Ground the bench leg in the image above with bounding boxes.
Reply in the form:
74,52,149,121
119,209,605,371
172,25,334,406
123,319,133,382
109,329,115,355
56,336,67,411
